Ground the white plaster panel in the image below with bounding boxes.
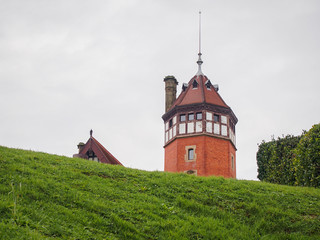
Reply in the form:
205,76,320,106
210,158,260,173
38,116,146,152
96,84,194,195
165,131,168,142
229,129,236,145
221,115,227,124
173,126,176,137
187,122,194,133
169,128,172,140
214,123,220,134
196,121,202,132
179,123,186,134
206,112,212,121
221,125,228,136
173,116,177,125
206,122,212,133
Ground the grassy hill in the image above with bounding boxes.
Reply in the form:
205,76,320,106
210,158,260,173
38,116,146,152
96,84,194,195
0,146,319,239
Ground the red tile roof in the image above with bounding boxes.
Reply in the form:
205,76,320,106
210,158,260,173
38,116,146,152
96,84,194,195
79,136,123,166
169,74,229,110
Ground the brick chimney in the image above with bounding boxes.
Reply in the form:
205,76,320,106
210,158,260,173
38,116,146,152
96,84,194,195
164,76,178,112
77,142,85,153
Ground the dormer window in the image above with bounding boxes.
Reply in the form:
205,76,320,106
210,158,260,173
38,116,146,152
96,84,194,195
205,80,212,89
192,79,198,89
182,83,188,91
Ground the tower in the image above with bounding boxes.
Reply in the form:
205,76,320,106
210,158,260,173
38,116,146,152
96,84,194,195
162,13,237,177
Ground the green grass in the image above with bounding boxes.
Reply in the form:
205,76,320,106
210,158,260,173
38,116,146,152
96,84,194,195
0,146,319,239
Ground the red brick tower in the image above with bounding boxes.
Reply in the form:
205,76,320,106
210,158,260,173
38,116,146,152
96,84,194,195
162,51,238,178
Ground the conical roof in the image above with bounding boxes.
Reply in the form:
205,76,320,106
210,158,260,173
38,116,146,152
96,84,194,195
162,51,237,125
169,74,229,110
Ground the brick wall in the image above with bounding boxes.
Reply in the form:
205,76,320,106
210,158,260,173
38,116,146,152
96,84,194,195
164,135,236,178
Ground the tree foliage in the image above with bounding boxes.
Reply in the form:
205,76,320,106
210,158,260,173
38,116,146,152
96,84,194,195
294,123,320,187
257,135,301,185
257,123,320,188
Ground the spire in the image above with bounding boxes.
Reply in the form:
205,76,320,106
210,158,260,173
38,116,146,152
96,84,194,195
196,11,204,76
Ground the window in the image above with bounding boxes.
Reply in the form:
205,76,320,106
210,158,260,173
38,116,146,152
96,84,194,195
231,155,234,170
214,114,220,122
196,112,202,120
186,170,196,175
192,79,198,88
169,119,173,128
188,149,194,160
188,113,194,121
229,119,235,133
185,145,196,162
182,83,188,91
180,114,186,122
205,80,212,89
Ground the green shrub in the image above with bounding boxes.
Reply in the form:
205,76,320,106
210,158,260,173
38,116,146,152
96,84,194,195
257,135,301,185
294,123,320,187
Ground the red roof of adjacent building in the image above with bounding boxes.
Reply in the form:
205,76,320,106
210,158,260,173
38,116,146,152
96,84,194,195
76,135,123,166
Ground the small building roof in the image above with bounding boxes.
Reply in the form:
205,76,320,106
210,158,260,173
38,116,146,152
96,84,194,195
76,132,123,166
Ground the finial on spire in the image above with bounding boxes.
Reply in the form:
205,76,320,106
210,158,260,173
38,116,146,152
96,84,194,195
196,11,204,76
90,129,93,137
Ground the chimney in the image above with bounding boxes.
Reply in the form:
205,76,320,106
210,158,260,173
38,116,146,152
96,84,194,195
77,142,85,154
164,76,178,112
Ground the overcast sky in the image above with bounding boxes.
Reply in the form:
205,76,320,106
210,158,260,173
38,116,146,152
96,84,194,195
1,0,319,180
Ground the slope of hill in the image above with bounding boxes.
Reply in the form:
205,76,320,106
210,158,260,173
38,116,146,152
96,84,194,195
0,146,319,239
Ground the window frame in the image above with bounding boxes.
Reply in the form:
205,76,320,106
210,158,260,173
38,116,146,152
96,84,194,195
188,148,194,160
185,145,197,162
180,114,186,122
196,112,202,120
188,113,194,121
214,114,220,122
